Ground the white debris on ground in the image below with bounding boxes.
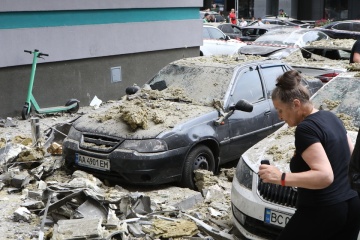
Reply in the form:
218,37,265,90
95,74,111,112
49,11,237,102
0,109,240,240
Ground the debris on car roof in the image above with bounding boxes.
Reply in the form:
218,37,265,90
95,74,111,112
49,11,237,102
283,48,350,70
305,38,356,50
88,55,271,131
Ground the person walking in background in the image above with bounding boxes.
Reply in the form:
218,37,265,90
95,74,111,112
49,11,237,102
278,9,288,17
211,4,219,13
256,17,264,26
350,40,360,63
239,17,247,27
259,70,360,240
203,13,211,23
229,8,237,25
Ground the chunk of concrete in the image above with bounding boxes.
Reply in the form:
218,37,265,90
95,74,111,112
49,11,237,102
10,173,31,188
13,207,32,222
52,217,105,239
173,191,204,210
142,218,198,238
75,197,107,219
21,200,45,209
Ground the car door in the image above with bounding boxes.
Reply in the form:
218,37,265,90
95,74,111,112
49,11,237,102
220,65,274,162
203,27,242,55
259,64,288,128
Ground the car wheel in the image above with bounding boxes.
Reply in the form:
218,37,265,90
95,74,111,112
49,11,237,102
180,145,215,190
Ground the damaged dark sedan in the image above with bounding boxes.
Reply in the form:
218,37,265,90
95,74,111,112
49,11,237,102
62,56,323,189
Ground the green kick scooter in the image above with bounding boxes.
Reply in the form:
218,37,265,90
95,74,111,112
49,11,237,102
22,49,80,120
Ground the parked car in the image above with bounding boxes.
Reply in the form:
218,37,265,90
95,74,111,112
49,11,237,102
240,24,286,42
201,24,246,56
200,11,226,23
62,56,323,190
239,27,329,59
316,20,360,40
231,72,360,239
216,23,242,40
282,39,353,83
264,16,312,28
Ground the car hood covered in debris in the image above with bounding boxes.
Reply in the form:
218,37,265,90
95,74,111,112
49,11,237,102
72,99,217,139
71,56,249,139
242,72,360,173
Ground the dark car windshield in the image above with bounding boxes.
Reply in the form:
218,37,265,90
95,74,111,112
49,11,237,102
147,62,234,106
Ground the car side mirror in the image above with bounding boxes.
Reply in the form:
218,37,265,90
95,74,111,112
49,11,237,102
215,99,253,126
230,99,253,112
225,35,231,41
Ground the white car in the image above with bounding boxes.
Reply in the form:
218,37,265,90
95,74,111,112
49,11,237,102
231,72,360,240
201,24,247,56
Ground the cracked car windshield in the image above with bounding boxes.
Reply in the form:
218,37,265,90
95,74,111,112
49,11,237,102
147,62,234,106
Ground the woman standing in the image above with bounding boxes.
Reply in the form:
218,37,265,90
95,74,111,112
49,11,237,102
229,9,237,25
258,70,360,240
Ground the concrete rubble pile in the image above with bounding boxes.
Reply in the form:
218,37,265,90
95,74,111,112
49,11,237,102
0,115,238,240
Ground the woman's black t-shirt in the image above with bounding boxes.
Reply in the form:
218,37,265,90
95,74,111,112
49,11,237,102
290,110,357,207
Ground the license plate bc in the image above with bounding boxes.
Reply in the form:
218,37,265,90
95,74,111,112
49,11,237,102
75,153,110,171
264,208,292,228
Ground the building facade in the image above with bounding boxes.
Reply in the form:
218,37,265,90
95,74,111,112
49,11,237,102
0,0,203,118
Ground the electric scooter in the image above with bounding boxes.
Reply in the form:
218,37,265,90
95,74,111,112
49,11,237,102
21,49,80,120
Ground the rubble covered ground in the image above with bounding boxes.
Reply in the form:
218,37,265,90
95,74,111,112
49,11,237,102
0,108,241,240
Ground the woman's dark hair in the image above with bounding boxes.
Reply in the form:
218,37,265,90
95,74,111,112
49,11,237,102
271,70,310,104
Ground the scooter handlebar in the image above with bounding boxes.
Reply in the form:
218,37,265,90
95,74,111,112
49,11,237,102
38,53,49,57
23,50,49,57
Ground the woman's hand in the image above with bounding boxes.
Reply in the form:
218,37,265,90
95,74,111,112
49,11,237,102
258,165,282,185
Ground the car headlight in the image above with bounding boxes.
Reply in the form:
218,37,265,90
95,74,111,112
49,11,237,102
120,139,168,153
235,157,253,190
66,127,82,141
